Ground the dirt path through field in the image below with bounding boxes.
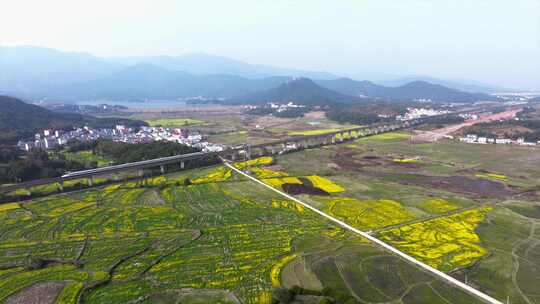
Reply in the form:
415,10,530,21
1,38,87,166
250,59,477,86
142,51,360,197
511,222,536,304
412,108,521,142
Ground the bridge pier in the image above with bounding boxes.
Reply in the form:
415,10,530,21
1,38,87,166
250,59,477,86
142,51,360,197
180,161,185,169
88,176,94,187
160,165,165,174
58,180,64,192
137,169,144,177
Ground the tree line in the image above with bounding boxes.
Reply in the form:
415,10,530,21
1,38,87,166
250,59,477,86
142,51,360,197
0,140,219,184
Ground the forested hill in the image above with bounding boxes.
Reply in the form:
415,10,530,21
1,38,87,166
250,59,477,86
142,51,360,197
229,78,368,106
316,78,494,102
0,96,146,144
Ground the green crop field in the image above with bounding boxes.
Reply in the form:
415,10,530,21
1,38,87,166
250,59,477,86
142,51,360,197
144,118,206,127
61,150,112,167
1,134,539,303
273,133,540,304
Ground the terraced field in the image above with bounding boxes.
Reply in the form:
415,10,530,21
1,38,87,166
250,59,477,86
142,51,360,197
2,131,539,303
0,164,332,303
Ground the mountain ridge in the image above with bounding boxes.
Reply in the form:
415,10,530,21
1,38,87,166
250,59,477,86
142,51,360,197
0,46,499,103
108,53,338,79
0,95,145,144
229,78,368,105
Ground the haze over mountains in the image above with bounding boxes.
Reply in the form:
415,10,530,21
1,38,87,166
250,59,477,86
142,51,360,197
0,46,499,104
0,95,145,144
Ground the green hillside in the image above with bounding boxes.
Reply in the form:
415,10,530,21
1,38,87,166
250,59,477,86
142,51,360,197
0,96,146,144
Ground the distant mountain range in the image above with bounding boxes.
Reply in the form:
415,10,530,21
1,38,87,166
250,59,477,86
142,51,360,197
108,53,338,79
52,65,492,104
316,78,492,102
377,76,508,94
56,63,288,100
231,78,367,105
0,46,500,104
0,46,122,97
0,95,145,144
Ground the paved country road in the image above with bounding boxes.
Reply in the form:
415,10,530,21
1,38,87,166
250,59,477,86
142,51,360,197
223,160,504,304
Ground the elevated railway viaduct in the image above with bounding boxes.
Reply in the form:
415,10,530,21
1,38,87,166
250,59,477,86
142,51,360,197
0,118,425,195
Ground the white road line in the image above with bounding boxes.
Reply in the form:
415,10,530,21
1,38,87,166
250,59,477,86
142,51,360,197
223,161,504,304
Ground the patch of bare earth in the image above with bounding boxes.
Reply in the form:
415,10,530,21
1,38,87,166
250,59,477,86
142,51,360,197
400,174,514,198
5,282,65,304
145,289,241,304
332,148,420,170
146,189,166,205
251,115,293,128
412,108,521,142
304,111,326,119
282,178,330,196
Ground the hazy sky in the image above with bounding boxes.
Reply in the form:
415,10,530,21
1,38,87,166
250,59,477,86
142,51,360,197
1,0,539,89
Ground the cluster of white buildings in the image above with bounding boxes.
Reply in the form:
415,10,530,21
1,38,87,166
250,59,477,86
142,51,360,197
244,102,306,113
17,125,224,153
458,113,479,120
268,102,305,113
459,134,539,146
396,108,451,121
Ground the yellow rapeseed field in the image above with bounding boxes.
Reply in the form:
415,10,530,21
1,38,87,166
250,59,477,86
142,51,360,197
271,199,305,213
192,167,232,184
234,156,274,169
251,167,289,179
193,157,275,184
305,175,345,193
358,132,411,142
419,198,459,214
262,177,303,188
379,206,492,271
0,203,20,212
393,158,418,163
270,253,298,286
475,172,507,181
324,197,415,230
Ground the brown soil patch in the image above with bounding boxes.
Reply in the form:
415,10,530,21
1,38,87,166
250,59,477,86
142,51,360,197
412,108,521,142
266,164,284,171
304,111,326,119
391,162,421,169
251,115,293,128
145,288,241,304
327,162,340,170
282,183,329,196
332,149,365,170
146,189,166,205
6,282,65,304
404,175,514,197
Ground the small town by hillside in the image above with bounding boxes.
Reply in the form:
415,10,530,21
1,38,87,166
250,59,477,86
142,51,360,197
17,125,225,153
